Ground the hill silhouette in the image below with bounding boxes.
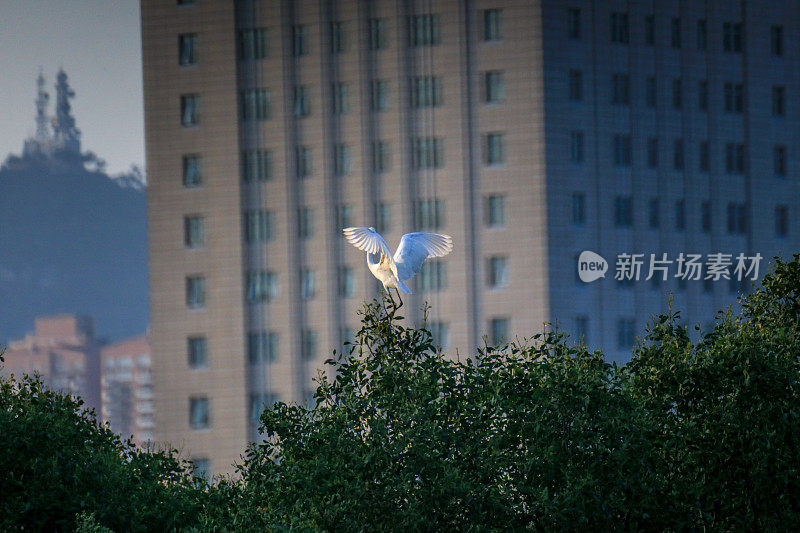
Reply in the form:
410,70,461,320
0,151,147,343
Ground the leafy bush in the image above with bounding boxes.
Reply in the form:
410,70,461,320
0,368,205,531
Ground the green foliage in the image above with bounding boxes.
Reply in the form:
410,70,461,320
3,255,800,531
624,254,800,530
0,370,205,532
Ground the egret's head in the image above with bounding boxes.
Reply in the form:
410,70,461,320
368,226,375,232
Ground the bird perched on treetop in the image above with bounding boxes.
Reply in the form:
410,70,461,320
343,227,453,309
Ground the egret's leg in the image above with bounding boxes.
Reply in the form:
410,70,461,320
385,287,397,309
393,288,403,310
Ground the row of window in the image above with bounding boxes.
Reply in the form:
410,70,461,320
184,251,513,310
574,316,637,350
567,8,784,57
570,132,791,177
187,194,506,251
177,9,504,68
571,193,791,237
569,71,788,117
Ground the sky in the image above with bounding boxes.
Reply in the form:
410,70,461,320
0,1,143,175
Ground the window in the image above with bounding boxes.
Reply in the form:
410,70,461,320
294,86,310,117
332,83,349,114
772,86,785,116
486,133,505,165
296,146,312,178
250,393,279,424
302,329,318,359
184,216,205,248
334,144,351,176
182,155,201,187
179,33,197,65
647,137,658,168
613,135,632,167
671,18,681,48
487,195,506,227
412,137,444,169
483,9,502,41
339,266,356,297
247,271,278,303
699,141,710,172
371,80,390,111
672,79,682,109
248,331,278,363
675,199,686,231
409,14,440,46
292,25,307,56
488,256,508,288
614,196,633,227
723,22,743,52
774,145,787,176
411,76,442,108
673,139,684,170
298,207,314,238
189,397,209,429
490,318,509,345
300,269,316,299
612,73,630,105
645,77,657,108
645,15,655,45
415,199,445,230
244,210,273,243
241,149,272,181
238,28,268,60
429,321,450,349
331,21,345,53
567,8,581,39
188,336,207,368
372,141,390,173
186,276,205,308
775,205,789,237
648,198,660,229
724,82,743,113
701,200,712,233
376,202,391,233
617,319,635,349
180,94,199,126
572,193,585,225
771,25,784,56
336,204,353,232
177,0,194,4
725,143,745,174
726,203,747,234
698,80,708,111
241,88,270,120
570,131,584,163
610,12,629,44
486,71,505,103
696,19,707,50
418,260,447,292
369,18,387,50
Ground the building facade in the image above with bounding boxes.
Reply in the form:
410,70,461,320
141,0,799,476
101,335,154,445
1,315,101,412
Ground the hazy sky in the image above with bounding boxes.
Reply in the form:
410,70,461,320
0,1,143,175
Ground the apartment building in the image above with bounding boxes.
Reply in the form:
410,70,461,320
142,0,799,475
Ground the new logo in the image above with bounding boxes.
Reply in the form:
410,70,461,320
578,251,608,283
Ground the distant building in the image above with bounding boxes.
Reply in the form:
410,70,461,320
101,335,154,445
2,315,101,412
1,315,153,444
22,69,81,158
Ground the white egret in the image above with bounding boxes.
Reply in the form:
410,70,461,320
342,227,453,309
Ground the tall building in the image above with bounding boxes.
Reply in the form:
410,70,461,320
142,0,799,476
101,335,154,445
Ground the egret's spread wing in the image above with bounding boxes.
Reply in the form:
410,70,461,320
393,232,453,281
343,227,393,257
